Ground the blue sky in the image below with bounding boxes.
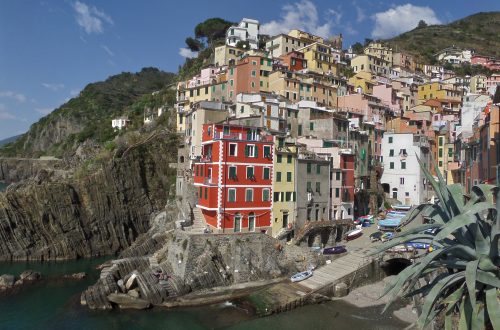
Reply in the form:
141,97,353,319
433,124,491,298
0,1,499,140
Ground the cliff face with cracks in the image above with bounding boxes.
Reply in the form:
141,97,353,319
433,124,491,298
0,134,178,261
81,231,325,310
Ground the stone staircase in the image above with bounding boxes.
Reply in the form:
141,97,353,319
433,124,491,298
185,207,206,234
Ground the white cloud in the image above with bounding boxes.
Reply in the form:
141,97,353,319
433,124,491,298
73,1,113,34
345,23,358,36
35,108,52,115
101,45,114,56
42,83,65,91
372,4,441,39
0,91,26,103
355,4,366,23
260,0,337,39
179,48,198,59
0,104,16,120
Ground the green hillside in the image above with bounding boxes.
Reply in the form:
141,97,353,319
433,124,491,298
385,12,500,63
0,68,176,158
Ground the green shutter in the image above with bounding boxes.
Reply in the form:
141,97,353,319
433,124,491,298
264,167,270,179
277,154,282,163
255,146,258,157
276,172,281,182
287,155,292,163
307,163,311,173
317,164,321,174
229,167,236,178
287,172,292,182
245,145,249,157
307,181,311,192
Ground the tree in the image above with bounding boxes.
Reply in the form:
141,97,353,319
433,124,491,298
185,37,203,52
194,18,234,46
418,20,428,29
351,42,364,54
373,159,500,329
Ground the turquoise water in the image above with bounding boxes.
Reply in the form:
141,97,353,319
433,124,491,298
0,181,7,191
0,258,409,330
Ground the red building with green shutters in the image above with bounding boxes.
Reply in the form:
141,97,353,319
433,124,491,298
193,123,274,234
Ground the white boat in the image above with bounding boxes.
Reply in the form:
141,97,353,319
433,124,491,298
290,270,313,282
391,205,412,211
346,228,363,240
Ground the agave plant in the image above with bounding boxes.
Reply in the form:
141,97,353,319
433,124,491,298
373,159,500,329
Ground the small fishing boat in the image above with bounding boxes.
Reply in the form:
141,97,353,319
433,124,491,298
361,220,371,227
388,244,415,253
310,246,322,252
381,232,394,242
346,228,363,241
290,270,313,282
323,245,347,255
407,242,430,250
370,231,383,242
358,214,375,224
391,205,412,211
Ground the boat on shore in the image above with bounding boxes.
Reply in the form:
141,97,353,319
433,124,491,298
323,245,347,255
346,229,363,241
290,270,313,282
391,205,412,211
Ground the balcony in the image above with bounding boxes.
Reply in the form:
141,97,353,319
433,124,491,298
204,178,218,186
214,131,273,142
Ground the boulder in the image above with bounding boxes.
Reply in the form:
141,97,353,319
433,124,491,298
107,293,150,310
127,289,140,298
117,279,126,292
71,272,87,279
19,270,41,281
125,273,138,290
0,274,15,288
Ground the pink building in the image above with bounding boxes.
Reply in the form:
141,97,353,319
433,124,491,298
187,66,226,89
486,74,500,93
372,84,402,116
472,55,500,71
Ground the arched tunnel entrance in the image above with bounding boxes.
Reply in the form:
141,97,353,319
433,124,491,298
380,258,412,276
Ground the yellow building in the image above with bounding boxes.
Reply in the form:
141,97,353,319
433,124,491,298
436,135,457,184
297,42,338,75
214,45,244,66
288,29,324,44
272,138,298,238
350,54,391,76
348,71,377,94
417,82,462,103
364,42,393,63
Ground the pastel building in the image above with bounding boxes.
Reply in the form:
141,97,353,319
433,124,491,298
226,18,259,50
193,124,274,234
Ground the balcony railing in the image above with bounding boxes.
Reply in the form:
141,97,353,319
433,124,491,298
214,132,273,142
204,178,218,186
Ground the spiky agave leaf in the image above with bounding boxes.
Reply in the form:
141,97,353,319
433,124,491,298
485,286,500,329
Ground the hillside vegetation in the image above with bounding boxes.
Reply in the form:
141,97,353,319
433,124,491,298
384,12,500,63
0,68,176,158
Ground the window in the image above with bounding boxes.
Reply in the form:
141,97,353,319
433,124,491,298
388,136,393,143
316,164,321,174
439,161,443,167
230,79,234,86
390,162,394,169
307,207,311,220
246,167,255,179
400,149,407,155
307,181,312,192
439,148,443,157
245,144,257,157
199,187,202,198
229,143,237,156
389,149,394,157
276,171,282,182
204,187,208,199
263,167,270,180
274,192,280,202
298,124,303,136
277,154,282,163
245,188,254,202
335,188,340,198
262,189,270,202
400,177,405,185
234,213,241,233
286,172,292,182
240,106,244,113
251,70,256,77
307,163,312,173
228,188,236,202
309,122,314,130
401,161,406,170
315,182,321,193
248,212,255,232
336,172,341,180
229,166,237,179
260,80,263,87
287,155,292,163
439,137,444,146
264,146,271,158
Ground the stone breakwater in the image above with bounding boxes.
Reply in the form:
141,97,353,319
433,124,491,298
0,138,177,261
81,231,325,310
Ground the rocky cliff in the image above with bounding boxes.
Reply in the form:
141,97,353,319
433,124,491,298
0,157,67,184
81,230,324,309
0,132,178,261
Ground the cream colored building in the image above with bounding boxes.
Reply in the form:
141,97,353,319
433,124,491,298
265,34,310,58
351,54,391,76
364,42,393,63
214,45,244,66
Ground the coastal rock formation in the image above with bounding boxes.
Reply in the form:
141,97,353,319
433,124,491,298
0,157,66,184
0,136,177,261
81,231,324,310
